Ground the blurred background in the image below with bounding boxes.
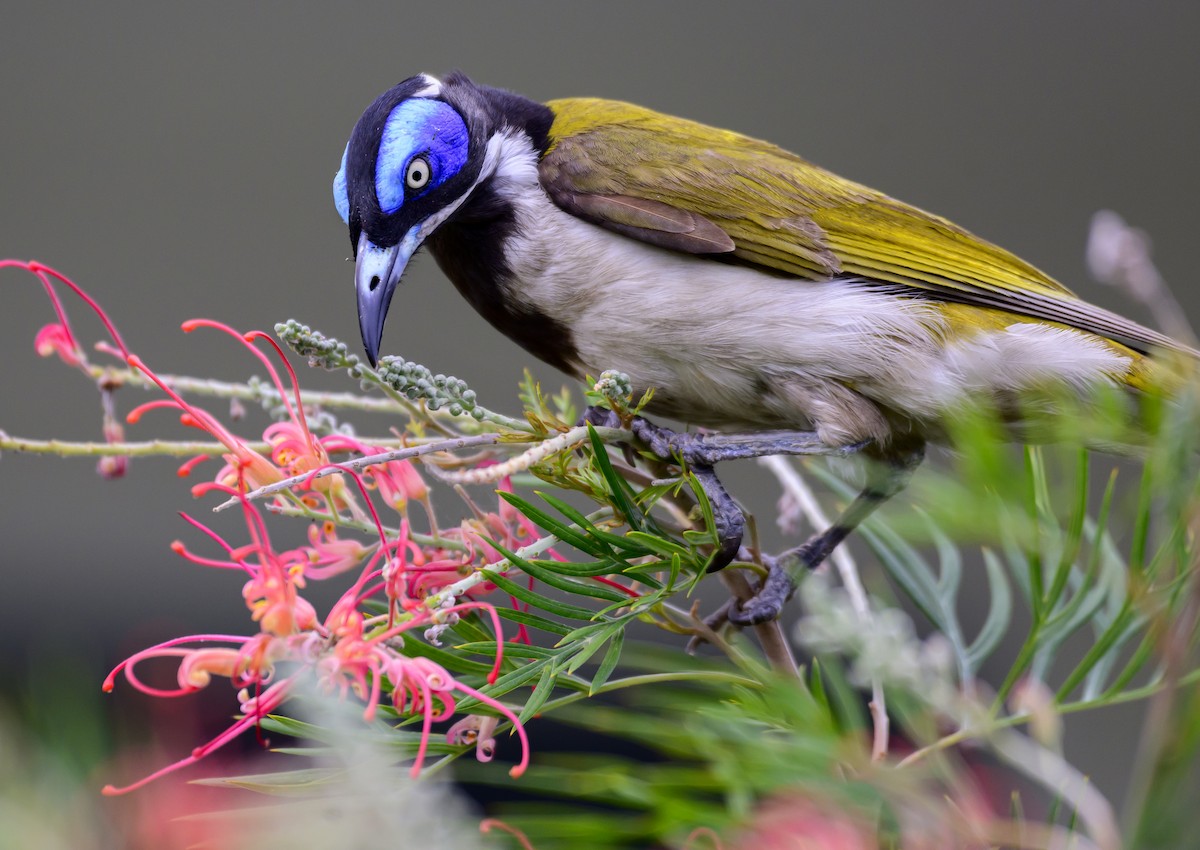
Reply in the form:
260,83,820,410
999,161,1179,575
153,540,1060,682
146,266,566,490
2,1,1198,840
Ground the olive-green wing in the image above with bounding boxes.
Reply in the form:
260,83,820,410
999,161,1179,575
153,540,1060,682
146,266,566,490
540,97,1179,355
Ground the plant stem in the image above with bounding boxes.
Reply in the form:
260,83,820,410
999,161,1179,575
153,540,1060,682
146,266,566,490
718,569,800,680
759,455,885,753
85,365,408,414
0,434,265,457
213,433,507,511
897,666,1200,769
0,433,411,458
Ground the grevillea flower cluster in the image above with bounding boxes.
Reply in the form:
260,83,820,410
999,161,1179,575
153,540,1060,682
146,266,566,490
5,260,536,793
101,483,529,794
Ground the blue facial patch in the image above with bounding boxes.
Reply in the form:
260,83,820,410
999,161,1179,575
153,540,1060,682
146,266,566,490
374,99,469,214
333,145,350,223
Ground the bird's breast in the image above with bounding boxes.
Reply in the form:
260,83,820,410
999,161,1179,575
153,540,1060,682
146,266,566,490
491,183,942,442
442,170,1135,446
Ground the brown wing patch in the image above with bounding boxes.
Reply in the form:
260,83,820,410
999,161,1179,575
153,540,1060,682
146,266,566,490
547,189,735,254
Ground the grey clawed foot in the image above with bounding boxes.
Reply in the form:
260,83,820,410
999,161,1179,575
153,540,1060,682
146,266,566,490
687,550,794,647
580,406,746,573
726,528,846,625
581,405,625,431
727,553,796,626
578,406,909,631
579,405,638,465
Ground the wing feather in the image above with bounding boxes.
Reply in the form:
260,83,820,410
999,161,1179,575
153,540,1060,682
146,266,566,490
540,97,1186,356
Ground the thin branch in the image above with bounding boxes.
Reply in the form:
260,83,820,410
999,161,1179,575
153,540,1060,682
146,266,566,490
432,424,623,485
0,433,410,458
897,666,1200,769
719,569,801,679
83,365,409,414
0,434,268,457
211,433,506,511
421,508,613,608
759,455,889,759
1122,515,1200,836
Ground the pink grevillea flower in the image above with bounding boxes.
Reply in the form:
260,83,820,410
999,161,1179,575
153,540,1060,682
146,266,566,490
104,478,528,794
34,322,84,367
125,319,324,498
401,537,491,601
126,319,363,510
399,472,641,622
729,797,879,850
7,261,137,478
315,599,528,777
172,487,318,638
296,520,372,581
447,714,500,763
323,432,432,524
3,259,132,367
480,819,538,850
103,648,295,796
126,357,284,495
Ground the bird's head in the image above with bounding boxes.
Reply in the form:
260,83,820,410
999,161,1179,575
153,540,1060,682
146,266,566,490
334,73,493,366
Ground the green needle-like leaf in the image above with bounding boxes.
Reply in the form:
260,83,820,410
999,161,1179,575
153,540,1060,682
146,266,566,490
590,628,625,695
966,549,1013,672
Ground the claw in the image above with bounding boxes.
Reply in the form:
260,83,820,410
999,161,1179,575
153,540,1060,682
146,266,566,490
581,405,624,430
578,407,903,630
578,405,628,462
726,555,795,626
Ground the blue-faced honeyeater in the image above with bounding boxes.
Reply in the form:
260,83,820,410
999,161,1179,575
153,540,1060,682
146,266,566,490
333,73,1189,624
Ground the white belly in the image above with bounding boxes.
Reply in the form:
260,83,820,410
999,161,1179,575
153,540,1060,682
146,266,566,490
491,157,1131,445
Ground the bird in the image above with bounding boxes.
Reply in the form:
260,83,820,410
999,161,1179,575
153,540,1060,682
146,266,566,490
333,72,1188,624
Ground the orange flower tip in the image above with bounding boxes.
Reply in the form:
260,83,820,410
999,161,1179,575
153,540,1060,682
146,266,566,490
170,541,185,553
181,320,201,332
362,706,377,722
127,354,144,368
508,766,526,779
101,681,115,693
100,785,121,797
177,469,190,478
125,410,143,424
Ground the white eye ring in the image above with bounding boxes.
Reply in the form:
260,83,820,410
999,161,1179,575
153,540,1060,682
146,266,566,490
405,156,431,190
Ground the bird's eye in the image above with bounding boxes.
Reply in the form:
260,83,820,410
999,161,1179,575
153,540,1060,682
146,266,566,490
406,156,431,190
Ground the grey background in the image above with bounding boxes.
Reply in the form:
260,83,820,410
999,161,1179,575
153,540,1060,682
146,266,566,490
2,1,1197,808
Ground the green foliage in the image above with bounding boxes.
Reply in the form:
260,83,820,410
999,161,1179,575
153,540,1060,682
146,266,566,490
246,335,1200,849
12,309,1200,848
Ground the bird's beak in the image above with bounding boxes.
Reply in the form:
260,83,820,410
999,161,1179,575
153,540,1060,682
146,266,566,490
355,227,422,367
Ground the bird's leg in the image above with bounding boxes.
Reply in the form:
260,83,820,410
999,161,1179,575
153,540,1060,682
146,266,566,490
582,407,868,573
728,442,925,625
583,406,748,570
688,463,744,573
